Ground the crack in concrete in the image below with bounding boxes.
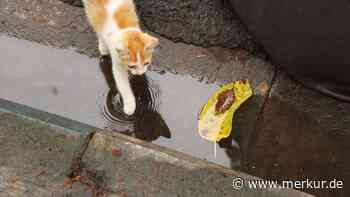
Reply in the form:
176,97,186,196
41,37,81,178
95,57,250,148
67,130,114,197
70,131,96,177
253,65,278,132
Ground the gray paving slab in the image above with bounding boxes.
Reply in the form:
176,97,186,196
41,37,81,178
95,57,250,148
0,100,95,196
80,129,312,197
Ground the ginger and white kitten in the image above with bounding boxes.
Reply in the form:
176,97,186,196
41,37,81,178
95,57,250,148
83,0,159,115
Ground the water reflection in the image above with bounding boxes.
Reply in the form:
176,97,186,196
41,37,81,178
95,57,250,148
218,133,242,168
100,54,241,165
99,55,171,141
0,36,231,167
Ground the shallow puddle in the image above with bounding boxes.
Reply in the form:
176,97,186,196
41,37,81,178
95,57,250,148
0,35,234,167
1,35,349,197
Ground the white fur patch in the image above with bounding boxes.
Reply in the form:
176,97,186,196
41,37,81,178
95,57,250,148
137,52,141,65
107,0,124,14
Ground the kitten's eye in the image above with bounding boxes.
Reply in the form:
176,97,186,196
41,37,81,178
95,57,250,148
128,65,137,69
144,62,151,67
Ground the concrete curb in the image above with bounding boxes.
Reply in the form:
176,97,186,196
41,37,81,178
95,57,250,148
0,98,312,196
0,98,95,134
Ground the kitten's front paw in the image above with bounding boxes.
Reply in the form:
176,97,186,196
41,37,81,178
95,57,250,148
123,100,136,115
98,41,110,56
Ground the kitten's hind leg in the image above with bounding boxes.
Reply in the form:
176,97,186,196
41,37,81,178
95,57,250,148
98,37,110,56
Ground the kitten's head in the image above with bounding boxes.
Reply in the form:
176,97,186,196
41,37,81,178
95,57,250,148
117,31,159,75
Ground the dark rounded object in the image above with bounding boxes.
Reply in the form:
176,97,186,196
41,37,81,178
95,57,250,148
230,0,350,101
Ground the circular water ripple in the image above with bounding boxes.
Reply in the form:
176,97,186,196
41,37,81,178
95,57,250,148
99,75,160,133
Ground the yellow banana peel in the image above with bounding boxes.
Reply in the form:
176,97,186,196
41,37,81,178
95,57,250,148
198,80,253,142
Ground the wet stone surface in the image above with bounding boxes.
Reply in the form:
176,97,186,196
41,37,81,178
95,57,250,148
242,72,350,197
0,0,274,83
20,0,263,53
0,111,93,196
4,0,347,197
0,0,274,169
80,130,310,197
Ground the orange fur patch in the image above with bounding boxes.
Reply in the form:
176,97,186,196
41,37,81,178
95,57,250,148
114,3,139,29
86,0,109,32
123,31,146,63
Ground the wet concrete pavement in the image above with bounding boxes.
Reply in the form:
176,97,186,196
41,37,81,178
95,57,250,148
0,0,274,169
0,101,312,197
0,109,94,196
0,0,349,196
0,35,230,167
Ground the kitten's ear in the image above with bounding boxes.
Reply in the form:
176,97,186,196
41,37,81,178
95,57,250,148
143,33,159,50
